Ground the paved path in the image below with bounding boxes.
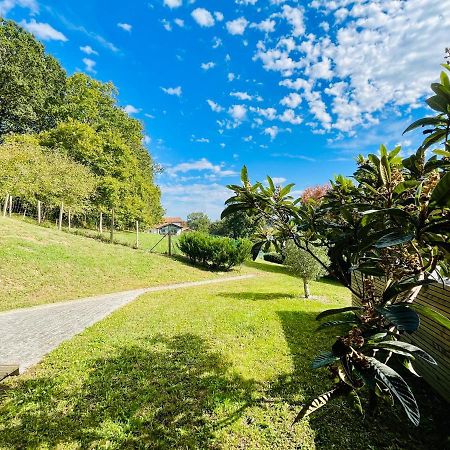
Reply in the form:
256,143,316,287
0,274,255,372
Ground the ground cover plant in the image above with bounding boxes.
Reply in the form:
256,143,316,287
222,66,450,425
178,231,252,270
0,218,239,311
0,262,448,449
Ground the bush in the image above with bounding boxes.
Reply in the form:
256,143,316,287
263,252,284,264
178,232,251,270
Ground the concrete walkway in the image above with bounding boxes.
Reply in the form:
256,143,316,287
0,274,255,372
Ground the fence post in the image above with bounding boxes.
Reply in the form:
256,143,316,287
168,233,172,256
135,220,139,248
8,195,12,217
110,209,115,243
68,208,72,230
37,200,41,224
58,202,63,230
2,194,9,217
99,211,103,234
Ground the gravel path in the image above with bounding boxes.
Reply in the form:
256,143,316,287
0,274,255,372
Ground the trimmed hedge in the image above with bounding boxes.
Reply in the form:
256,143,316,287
263,252,284,265
178,231,252,270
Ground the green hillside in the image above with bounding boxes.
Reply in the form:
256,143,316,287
0,218,242,312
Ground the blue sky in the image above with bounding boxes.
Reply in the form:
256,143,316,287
2,0,449,219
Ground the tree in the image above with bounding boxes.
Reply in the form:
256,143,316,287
301,184,330,204
187,212,211,232
0,19,66,137
222,66,450,426
210,210,259,239
284,241,327,298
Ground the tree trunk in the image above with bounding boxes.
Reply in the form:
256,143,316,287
3,194,9,217
37,200,41,224
99,211,103,234
68,208,71,230
110,209,114,243
135,220,139,249
8,195,12,217
303,278,310,298
58,202,64,230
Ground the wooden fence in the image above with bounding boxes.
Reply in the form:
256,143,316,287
352,274,450,402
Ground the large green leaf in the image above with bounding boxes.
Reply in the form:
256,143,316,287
316,306,363,321
367,357,420,426
426,95,448,113
374,231,414,248
317,319,358,330
382,278,433,303
409,303,450,331
311,351,339,369
373,340,437,365
403,117,445,134
376,304,420,333
429,172,450,209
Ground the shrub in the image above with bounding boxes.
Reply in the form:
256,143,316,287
263,252,284,265
284,241,327,298
178,231,251,270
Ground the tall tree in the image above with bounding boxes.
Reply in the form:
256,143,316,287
187,212,211,232
0,19,66,137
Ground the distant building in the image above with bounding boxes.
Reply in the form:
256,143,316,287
151,217,189,235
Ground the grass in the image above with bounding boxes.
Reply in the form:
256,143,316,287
0,262,448,449
0,217,242,311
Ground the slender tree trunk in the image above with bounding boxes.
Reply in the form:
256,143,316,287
68,208,71,230
135,220,139,248
58,202,64,230
110,209,114,243
8,195,12,217
99,211,103,234
168,233,172,256
303,278,310,298
3,194,9,217
37,200,41,224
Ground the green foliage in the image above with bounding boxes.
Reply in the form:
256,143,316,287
0,21,162,228
222,66,450,425
187,212,211,232
0,19,66,136
0,138,96,212
284,241,328,298
210,210,259,239
178,231,251,270
263,252,285,264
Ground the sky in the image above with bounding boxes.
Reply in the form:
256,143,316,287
1,0,449,219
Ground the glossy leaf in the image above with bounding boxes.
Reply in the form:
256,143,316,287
316,306,363,321
311,351,339,369
374,340,436,365
376,304,420,333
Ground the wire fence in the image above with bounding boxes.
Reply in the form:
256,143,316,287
0,193,180,256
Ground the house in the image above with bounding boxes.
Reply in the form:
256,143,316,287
151,217,189,235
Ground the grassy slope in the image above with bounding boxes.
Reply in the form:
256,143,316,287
0,218,239,311
0,263,447,449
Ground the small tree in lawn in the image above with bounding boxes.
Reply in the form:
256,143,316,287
284,241,326,298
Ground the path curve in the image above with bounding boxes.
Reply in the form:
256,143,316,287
0,274,255,372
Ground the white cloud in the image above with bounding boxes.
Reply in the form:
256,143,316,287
281,5,305,36
82,58,96,73
174,18,185,27
161,19,172,31
228,104,247,123
279,108,302,125
163,0,182,8
207,99,223,112
251,106,277,120
80,45,98,55
191,8,215,27
252,19,276,33
280,92,302,108
143,135,151,145
201,61,216,70
264,126,280,140
228,72,236,82
0,0,38,16
230,91,253,101
214,11,224,21
271,177,286,184
161,86,182,97
117,23,132,32
20,19,67,41
166,158,235,178
123,104,141,115
226,17,249,35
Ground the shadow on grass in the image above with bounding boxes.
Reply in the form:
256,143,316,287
275,310,450,450
0,334,256,449
245,260,296,277
218,292,297,301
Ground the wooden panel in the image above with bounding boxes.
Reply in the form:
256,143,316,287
0,364,19,382
351,274,450,402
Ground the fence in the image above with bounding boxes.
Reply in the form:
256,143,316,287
352,273,450,402
0,193,180,256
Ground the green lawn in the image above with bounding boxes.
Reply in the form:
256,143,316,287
0,217,238,311
0,261,447,449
